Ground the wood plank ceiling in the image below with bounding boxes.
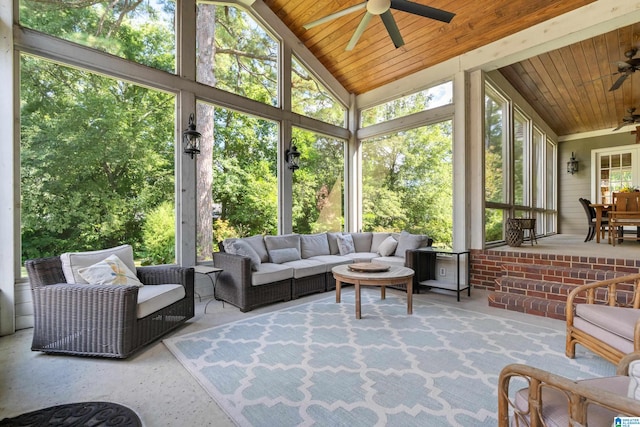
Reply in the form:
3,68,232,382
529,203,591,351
263,0,639,137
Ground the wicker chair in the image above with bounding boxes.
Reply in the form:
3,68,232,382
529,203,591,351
26,256,194,358
498,352,640,426
566,272,640,365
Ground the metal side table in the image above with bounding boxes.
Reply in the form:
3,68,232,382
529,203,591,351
192,265,223,313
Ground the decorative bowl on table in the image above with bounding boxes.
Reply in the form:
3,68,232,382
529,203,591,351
348,263,390,273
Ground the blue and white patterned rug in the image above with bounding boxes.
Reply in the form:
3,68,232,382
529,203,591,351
164,290,615,427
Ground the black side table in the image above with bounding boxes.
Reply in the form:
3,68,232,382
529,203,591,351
192,265,223,313
416,249,470,301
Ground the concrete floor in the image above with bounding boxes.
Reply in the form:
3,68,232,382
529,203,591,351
0,285,568,426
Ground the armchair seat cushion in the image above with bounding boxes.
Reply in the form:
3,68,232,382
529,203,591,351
575,304,640,341
513,376,629,427
137,284,185,319
252,263,293,286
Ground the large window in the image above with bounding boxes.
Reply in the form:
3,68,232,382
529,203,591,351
197,3,278,106
20,55,176,264
484,82,556,244
20,0,176,73
292,128,345,233
209,106,279,252
361,121,453,247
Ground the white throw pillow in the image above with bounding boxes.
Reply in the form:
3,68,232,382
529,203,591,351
336,234,355,255
61,244,136,284
628,360,640,400
77,254,143,287
377,236,398,256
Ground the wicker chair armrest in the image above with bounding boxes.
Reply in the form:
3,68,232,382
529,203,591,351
136,265,194,298
618,351,640,375
566,273,640,312
498,363,640,427
213,252,252,289
31,283,139,318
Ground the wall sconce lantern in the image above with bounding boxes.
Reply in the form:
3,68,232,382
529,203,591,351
286,141,301,171
567,152,579,175
183,113,201,159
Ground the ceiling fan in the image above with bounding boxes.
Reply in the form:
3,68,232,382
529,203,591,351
303,0,455,51
609,48,640,91
613,107,640,131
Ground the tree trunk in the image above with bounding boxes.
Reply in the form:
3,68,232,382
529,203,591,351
195,4,215,261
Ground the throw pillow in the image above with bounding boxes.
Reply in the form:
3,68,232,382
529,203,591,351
628,360,640,400
230,240,261,271
336,233,355,255
61,244,136,284
77,254,143,287
268,248,301,264
377,236,398,257
394,231,427,257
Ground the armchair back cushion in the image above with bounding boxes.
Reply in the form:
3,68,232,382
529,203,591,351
61,244,136,284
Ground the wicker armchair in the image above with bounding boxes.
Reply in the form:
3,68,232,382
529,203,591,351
498,352,640,426
565,272,640,365
26,256,194,358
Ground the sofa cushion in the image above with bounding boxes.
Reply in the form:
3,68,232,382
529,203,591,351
337,234,355,255
300,233,330,258
372,256,405,267
282,259,326,278
77,254,144,287
265,234,301,253
307,255,353,269
370,233,392,253
350,232,373,253
228,240,261,270
242,235,269,263
377,235,398,256
575,304,640,341
269,248,301,264
252,263,293,286
61,244,136,284
327,232,341,255
343,252,378,263
394,231,428,257
137,284,185,319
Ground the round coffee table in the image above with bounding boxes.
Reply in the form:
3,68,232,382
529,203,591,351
332,264,415,319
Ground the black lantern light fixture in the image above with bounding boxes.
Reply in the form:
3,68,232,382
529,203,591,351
286,141,301,172
183,113,201,159
567,152,579,175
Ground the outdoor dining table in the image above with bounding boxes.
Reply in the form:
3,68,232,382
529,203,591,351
589,203,610,243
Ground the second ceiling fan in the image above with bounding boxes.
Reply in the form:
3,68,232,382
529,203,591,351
303,0,455,51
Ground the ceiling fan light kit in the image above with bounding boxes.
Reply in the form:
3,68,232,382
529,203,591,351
304,0,455,51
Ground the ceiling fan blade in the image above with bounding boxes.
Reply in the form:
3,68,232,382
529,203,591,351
609,73,629,91
390,0,455,23
303,2,366,30
346,12,373,51
380,10,404,48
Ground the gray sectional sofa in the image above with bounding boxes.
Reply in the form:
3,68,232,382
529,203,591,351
212,231,436,312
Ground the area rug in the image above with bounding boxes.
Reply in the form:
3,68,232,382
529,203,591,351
0,402,142,426
164,290,616,427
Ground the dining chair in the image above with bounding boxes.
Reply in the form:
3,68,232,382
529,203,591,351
578,197,608,242
609,192,640,246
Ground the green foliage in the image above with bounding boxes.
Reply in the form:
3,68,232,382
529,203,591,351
141,201,175,265
362,121,453,247
19,3,176,261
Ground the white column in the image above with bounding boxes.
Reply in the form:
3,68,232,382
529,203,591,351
0,0,16,335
